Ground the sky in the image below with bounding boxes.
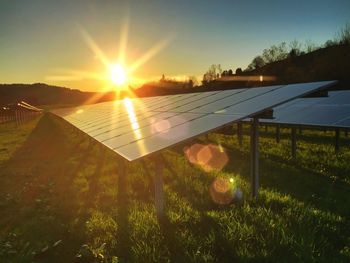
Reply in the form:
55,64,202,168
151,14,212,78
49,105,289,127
0,0,349,91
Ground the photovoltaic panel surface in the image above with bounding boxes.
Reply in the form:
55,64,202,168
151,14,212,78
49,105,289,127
260,90,350,128
52,81,336,161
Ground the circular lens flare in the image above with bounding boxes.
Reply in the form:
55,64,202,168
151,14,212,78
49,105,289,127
209,176,243,205
184,143,228,172
110,63,127,85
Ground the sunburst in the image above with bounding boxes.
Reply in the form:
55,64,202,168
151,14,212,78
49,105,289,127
46,22,174,103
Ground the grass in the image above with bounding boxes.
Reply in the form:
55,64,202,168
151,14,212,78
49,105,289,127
0,114,349,262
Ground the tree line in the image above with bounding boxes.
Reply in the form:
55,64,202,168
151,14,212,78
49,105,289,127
201,23,350,85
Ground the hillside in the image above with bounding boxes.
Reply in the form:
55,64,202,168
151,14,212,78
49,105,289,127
250,44,350,88
136,43,350,97
0,83,115,106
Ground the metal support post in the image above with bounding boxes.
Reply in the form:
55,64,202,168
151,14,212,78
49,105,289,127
291,127,297,160
237,122,243,147
15,110,19,127
335,128,340,154
276,125,280,143
250,117,259,199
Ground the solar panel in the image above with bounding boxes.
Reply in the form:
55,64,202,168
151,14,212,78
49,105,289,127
261,90,350,128
52,80,336,161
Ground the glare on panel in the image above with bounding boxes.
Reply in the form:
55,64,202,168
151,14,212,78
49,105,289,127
52,80,337,161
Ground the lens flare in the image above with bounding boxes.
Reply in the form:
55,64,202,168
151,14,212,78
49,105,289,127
184,143,228,172
151,115,188,140
210,177,233,205
210,177,243,205
151,119,171,133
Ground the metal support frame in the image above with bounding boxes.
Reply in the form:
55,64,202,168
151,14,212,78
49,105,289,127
117,158,127,197
237,122,243,147
276,125,280,143
335,128,340,154
250,117,259,199
291,127,297,160
154,155,164,219
298,126,302,135
15,110,19,127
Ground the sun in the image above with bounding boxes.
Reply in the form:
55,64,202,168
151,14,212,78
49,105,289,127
110,63,127,85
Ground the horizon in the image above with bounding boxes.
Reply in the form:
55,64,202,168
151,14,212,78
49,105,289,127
1,0,349,92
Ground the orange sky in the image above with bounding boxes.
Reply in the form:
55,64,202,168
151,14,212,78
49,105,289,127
1,1,349,92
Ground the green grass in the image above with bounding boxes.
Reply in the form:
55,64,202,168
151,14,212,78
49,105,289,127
0,115,349,262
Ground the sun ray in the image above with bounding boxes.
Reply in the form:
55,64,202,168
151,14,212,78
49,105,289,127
128,34,175,74
118,15,129,65
46,24,175,108
79,27,110,67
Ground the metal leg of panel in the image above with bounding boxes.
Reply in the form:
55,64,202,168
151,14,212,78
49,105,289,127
335,128,340,154
155,155,165,219
15,110,19,127
250,117,259,200
237,122,243,147
276,125,280,143
291,127,297,160
117,158,127,201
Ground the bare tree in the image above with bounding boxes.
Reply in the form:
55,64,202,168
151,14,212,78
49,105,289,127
289,40,302,57
261,42,288,63
337,23,350,44
202,64,222,84
304,40,318,53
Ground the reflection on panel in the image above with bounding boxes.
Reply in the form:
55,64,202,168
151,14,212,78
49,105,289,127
112,114,244,161
52,80,337,161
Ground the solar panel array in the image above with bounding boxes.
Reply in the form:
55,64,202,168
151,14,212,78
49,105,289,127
52,81,336,161
260,90,350,128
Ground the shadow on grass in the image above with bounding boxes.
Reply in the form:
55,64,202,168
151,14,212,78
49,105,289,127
0,113,91,261
0,113,131,262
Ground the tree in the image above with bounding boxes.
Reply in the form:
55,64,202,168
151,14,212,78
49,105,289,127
261,42,288,63
246,56,265,71
304,40,318,53
202,64,222,85
288,40,302,57
324,39,336,48
188,76,198,87
235,68,242,75
337,23,350,44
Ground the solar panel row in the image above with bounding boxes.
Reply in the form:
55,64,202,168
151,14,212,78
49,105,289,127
261,90,350,128
52,80,336,161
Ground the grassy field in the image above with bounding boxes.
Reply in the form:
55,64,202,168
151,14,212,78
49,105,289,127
0,114,349,262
